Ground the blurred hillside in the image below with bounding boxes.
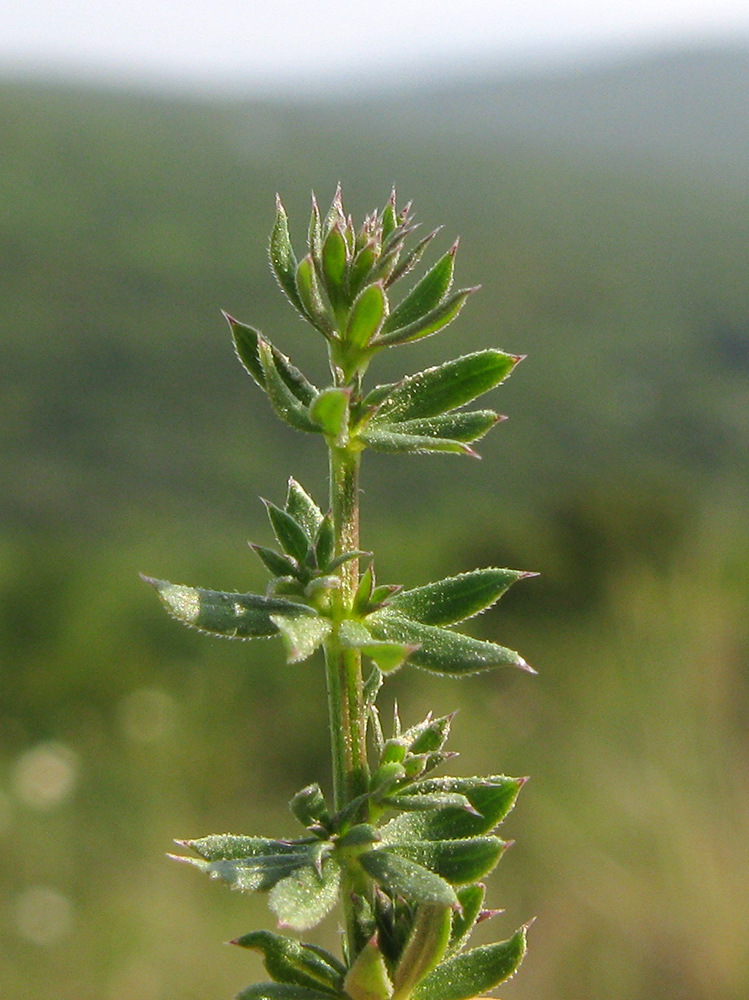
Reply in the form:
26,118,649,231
1,46,748,1000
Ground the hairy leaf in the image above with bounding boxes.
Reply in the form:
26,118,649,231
234,930,344,995
270,196,305,317
285,479,324,539
229,317,318,405
264,501,313,563
358,426,474,456
310,388,350,444
387,568,530,627
385,838,507,885
379,411,499,445
392,904,452,999
369,351,518,423
448,884,486,955
270,613,332,664
375,288,476,347
343,937,393,1000
412,927,528,1000
367,611,532,675
143,578,314,639
384,777,526,840
259,339,320,433
359,850,458,907
383,246,455,334
347,283,387,349
269,856,341,930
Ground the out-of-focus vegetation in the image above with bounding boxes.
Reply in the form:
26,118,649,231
1,47,748,1000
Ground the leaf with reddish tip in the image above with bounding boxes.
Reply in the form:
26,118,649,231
411,927,529,1000
376,288,476,347
384,246,456,335
387,568,533,627
270,195,306,317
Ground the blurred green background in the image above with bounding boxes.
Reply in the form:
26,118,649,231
1,47,748,1000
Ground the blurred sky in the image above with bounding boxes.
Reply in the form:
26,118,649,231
1,0,749,91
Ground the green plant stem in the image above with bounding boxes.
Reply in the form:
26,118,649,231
325,444,368,811
325,442,369,959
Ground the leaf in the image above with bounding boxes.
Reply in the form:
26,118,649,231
378,411,499,445
343,936,393,1000
264,501,312,563
259,338,321,433
289,783,331,830
348,242,378,299
179,849,311,893
383,245,455,335
285,479,324,539
250,544,301,581
296,254,336,336
237,984,342,1000
367,611,533,675
321,225,348,315
384,777,526,840
346,283,387,349
387,568,531,627
359,850,458,908
338,620,416,673
180,834,308,862
142,577,315,639
368,351,519,423
375,288,476,347
381,793,476,815
314,514,335,571
269,856,341,930
448,884,486,955
392,904,452,999
234,930,344,995
383,838,507,885
357,426,475,457
270,195,306,317
411,927,528,1000
385,227,441,288
228,317,318,406
270,613,332,664
310,387,350,444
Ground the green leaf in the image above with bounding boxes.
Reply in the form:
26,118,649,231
314,513,335,571
270,613,332,664
310,388,350,444
179,848,312,893
264,501,313,564
270,195,306,317
448,884,486,955
385,227,440,288
392,904,452,1000
296,254,336,337
229,317,318,406
346,283,387,349
250,544,301,581
379,412,499,445
357,426,475,457
237,984,341,1000
143,577,314,639
344,936,393,1000
338,620,416,673
285,479,324,540
384,245,455,335
289,783,331,830
359,850,458,908
348,242,378,299
180,835,307,862
234,930,344,995
385,777,526,840
375,288,476,347
367,611,533,675
384,838,507,885
321,225,348,315
369,351,519,423
412,927,528,1000
259,338,320,433
269,856,341,930
387,568,531,627
381,794,475,815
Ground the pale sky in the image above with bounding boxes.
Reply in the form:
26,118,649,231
1,0,748,91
